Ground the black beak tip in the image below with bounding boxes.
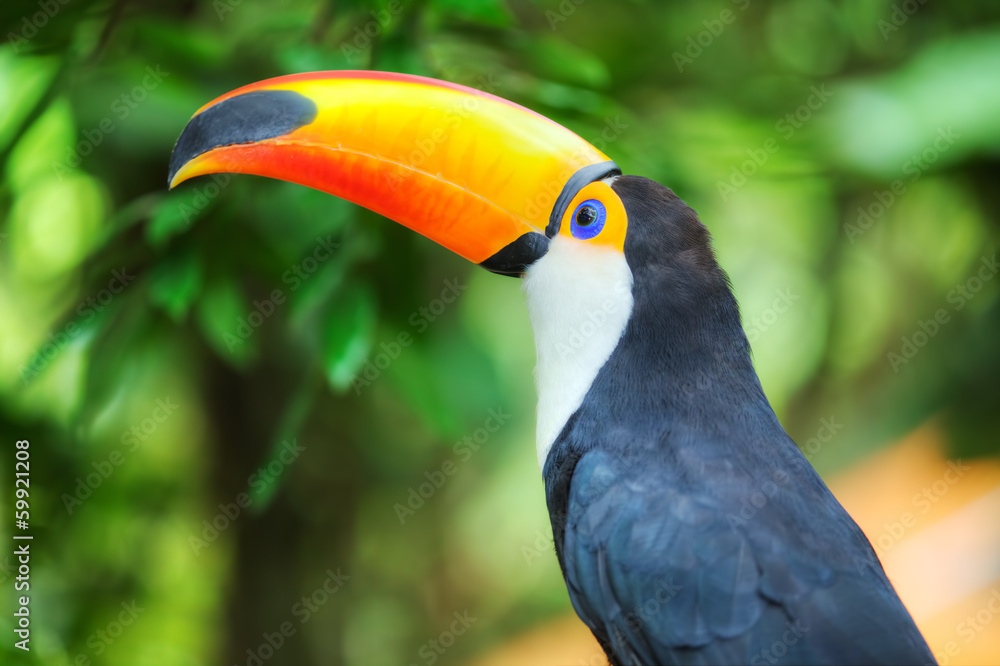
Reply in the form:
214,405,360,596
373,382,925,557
167,88,318,189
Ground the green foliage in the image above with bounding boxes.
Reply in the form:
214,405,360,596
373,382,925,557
322,284,376,392
1,1,999,665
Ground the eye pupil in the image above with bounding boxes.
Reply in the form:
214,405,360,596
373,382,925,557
569,198,606,240
576,206,598,226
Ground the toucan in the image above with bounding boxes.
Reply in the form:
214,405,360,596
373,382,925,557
168,71,936,665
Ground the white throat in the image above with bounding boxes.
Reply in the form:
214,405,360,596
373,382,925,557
523,235,634,469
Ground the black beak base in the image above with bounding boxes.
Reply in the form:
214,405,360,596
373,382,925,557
479,232,551,277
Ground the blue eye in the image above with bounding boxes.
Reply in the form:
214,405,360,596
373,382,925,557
570,199,606,240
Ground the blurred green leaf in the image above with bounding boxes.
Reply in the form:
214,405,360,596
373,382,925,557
194,276,255,366
147,193,195,247
525,37,611,89
386,341,464,439
431,0,512,26
149,248,204,322
323,284,376,392
7,96,74,193
9,172,106,279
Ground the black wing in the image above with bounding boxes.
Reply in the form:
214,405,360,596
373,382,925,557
554,447,936,666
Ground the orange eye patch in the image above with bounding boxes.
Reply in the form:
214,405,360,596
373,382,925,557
558,181,628,252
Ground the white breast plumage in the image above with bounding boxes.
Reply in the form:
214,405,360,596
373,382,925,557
523,234,634,469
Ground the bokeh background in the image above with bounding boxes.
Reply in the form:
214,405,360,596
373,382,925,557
1,0,999,664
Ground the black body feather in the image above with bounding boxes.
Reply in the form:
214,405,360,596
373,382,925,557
543,176,936,666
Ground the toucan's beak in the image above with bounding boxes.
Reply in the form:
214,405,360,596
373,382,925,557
168,71,619,276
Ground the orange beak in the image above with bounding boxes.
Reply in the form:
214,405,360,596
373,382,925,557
167,71,618,275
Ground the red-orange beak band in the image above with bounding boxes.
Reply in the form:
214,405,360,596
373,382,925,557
168,71,619,276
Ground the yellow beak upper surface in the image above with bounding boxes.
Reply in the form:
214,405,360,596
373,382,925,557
168,71,618,272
